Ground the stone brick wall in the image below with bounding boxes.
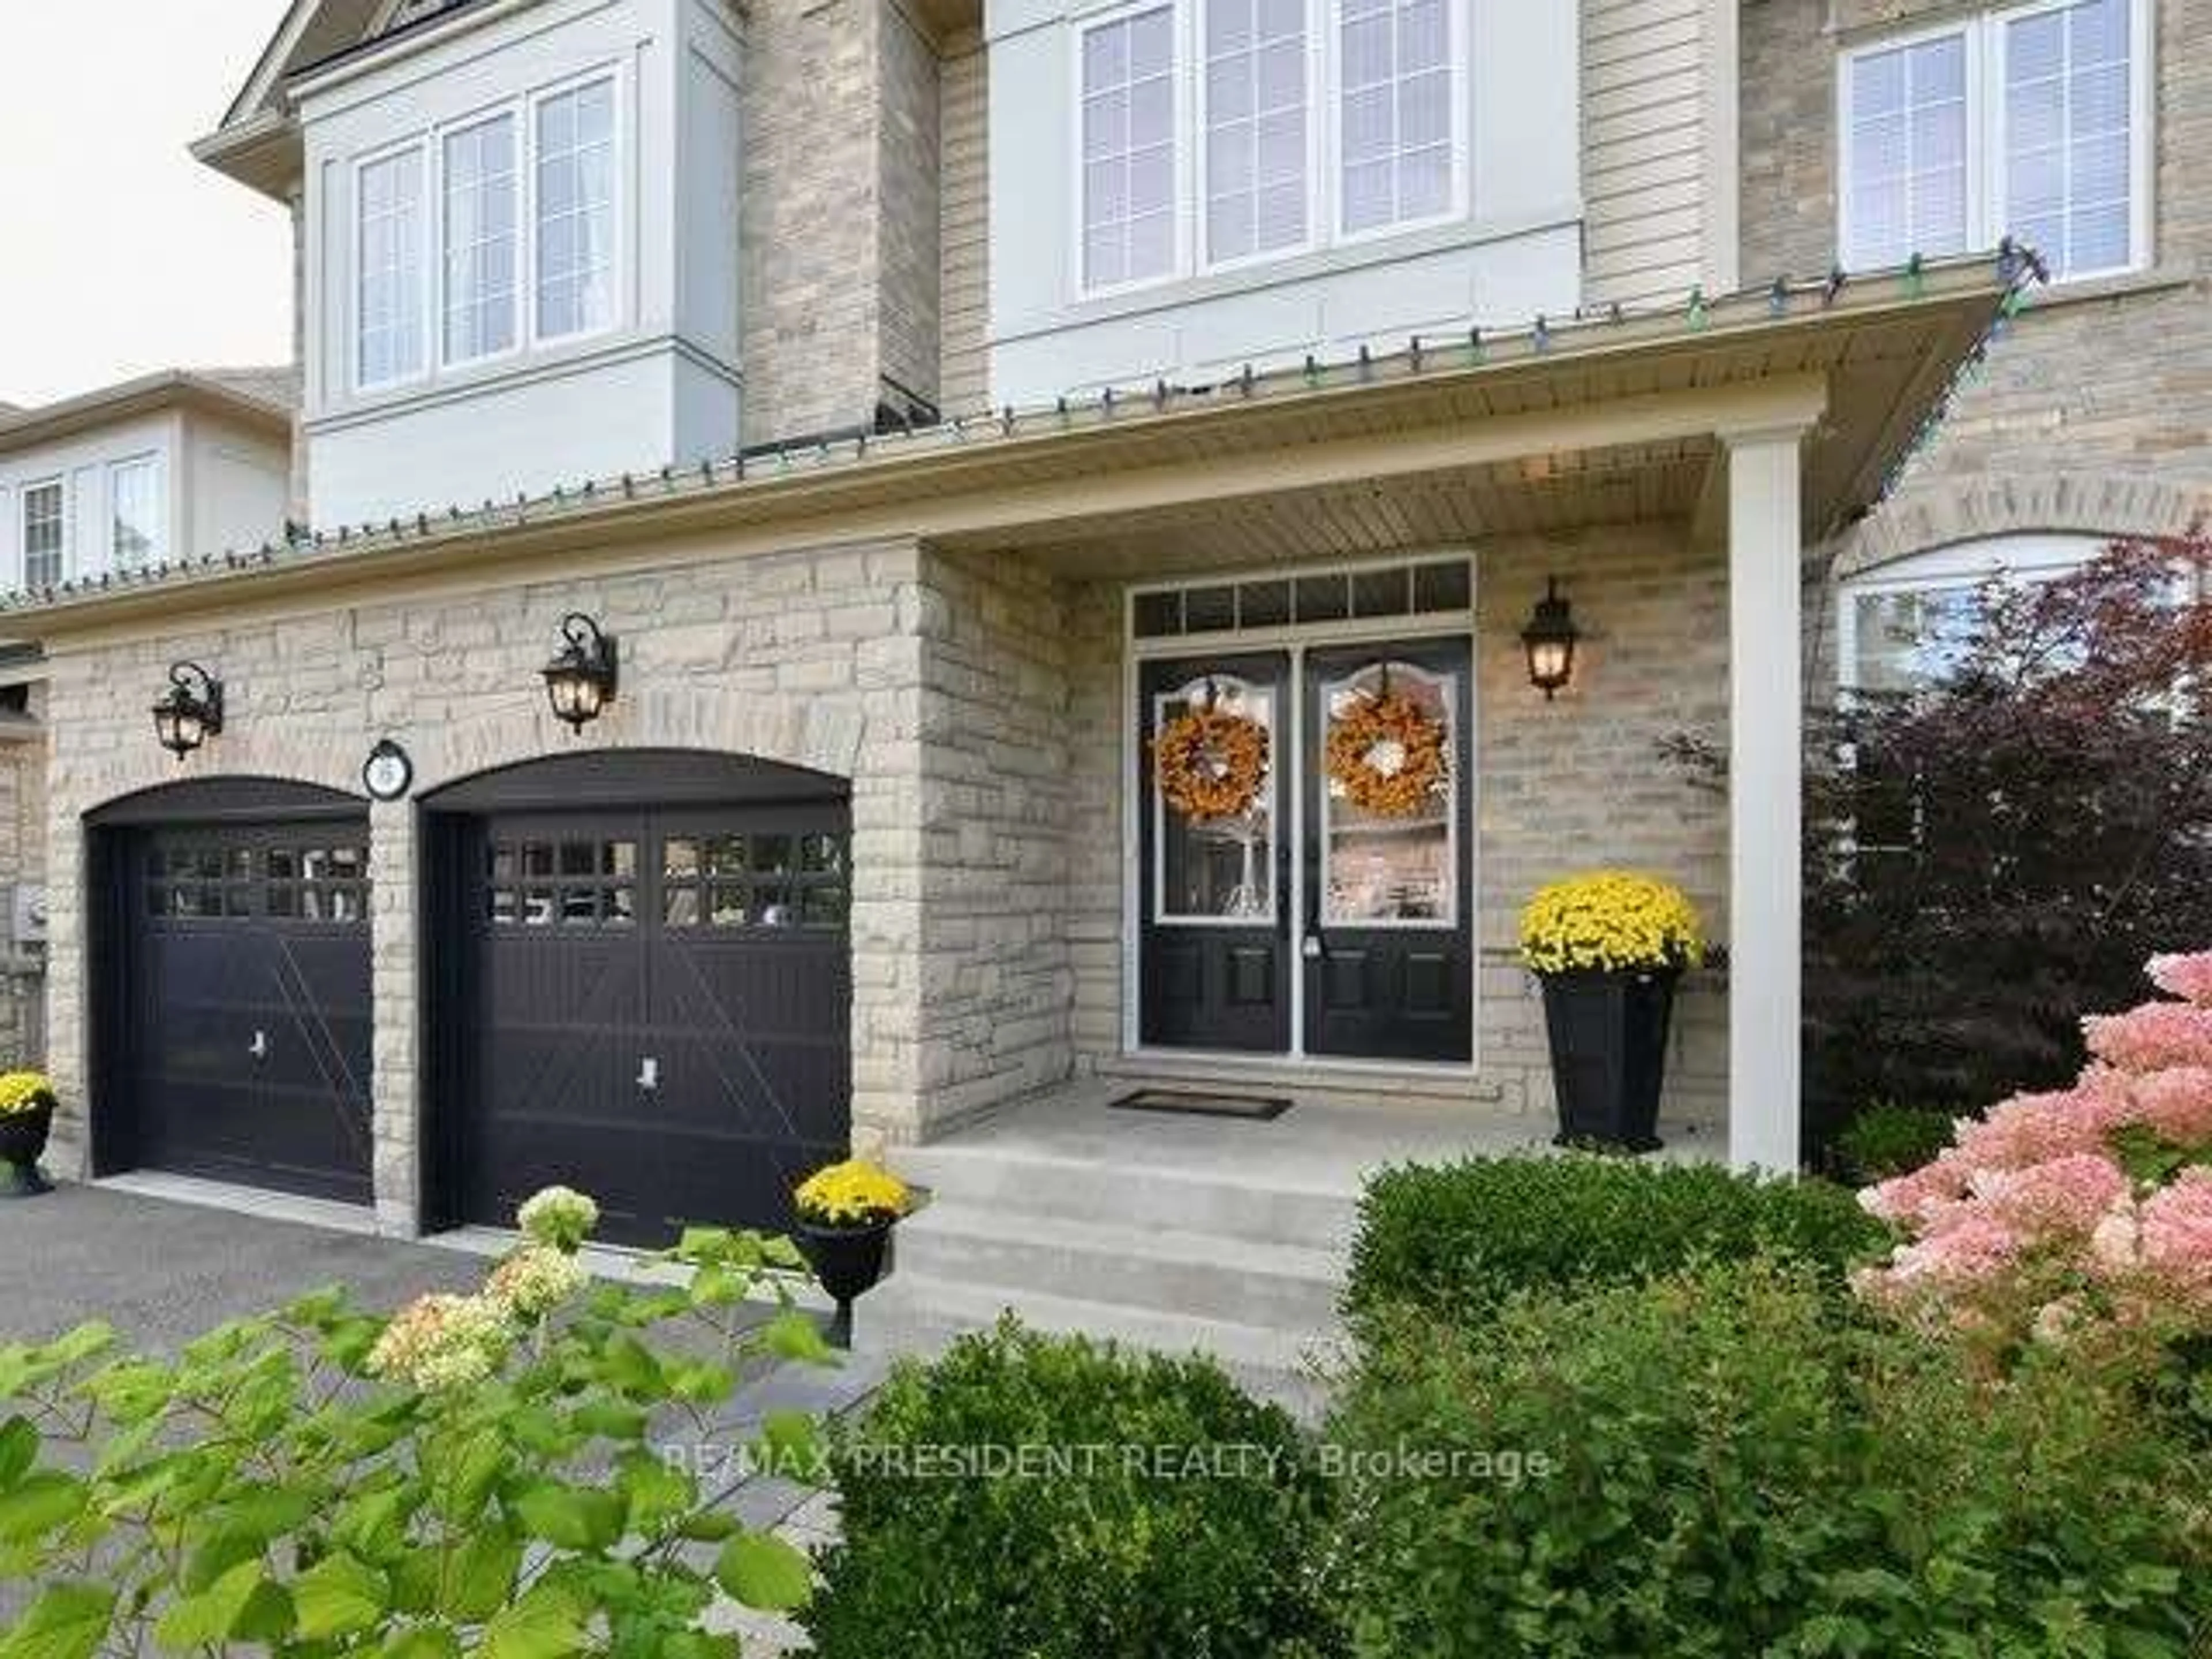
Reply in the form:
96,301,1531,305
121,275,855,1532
0,713,47,1068
1062,526,1732,1130
1744,0,2212,615
937,28,990,418
35,533,1003,1229
741,0,946,442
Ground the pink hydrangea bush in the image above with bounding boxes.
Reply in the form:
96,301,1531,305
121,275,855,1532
1855,950,2212,1347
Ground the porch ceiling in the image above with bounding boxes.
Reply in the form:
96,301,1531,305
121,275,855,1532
4,256,2020,639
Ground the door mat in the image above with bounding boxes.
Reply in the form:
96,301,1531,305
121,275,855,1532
1108,1089,1291,1122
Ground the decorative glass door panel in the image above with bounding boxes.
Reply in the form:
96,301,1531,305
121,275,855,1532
1302,639,1473,1060
1139,653,1292,1051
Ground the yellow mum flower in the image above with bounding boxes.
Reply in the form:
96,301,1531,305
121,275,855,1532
1519,872,1706,975
0,1072,55,1118
795,1160,911,1228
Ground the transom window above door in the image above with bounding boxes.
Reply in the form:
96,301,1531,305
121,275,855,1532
1839,0,2149,282
1077,0,1465,294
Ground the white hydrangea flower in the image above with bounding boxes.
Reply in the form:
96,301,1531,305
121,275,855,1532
517,1186,601,1252
367,1293,514,1393
486,1243,590,1321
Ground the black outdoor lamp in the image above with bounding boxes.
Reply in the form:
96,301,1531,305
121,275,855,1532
1520,577,1580,701
542,612,619,731
151,662,224,759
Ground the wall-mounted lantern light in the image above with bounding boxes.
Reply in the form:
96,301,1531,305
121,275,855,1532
1520,577,1580,701
542,612,619,732
151,662,224,759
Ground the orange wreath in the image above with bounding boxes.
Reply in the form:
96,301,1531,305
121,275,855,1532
1152,704,1270,822
1326,688,1449,818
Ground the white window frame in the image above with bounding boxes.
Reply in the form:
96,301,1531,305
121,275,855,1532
1835,532,2107,691
106,453,164,571
1150,673,1282,927
1325,0,1468,248
1195,0,1324,274
1072,0,1192,300
1316,657,1460,931
1836,0,2152,285
347,65,626,397
19,477,66,589
438,107,524,371
353,137,433,394
529,69,626,349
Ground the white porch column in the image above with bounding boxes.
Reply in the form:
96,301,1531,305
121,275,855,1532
1725,426,1809,1173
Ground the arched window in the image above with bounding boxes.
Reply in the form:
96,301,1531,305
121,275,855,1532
1836,533,2108,692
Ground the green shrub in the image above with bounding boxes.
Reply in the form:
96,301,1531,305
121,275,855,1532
1831,1101,1962,1185
802,1319,1336,1659
1344,1154,1887,1325
1328,1257,2211,1657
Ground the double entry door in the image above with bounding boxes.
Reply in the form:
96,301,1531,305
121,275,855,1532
1138,637,1473,1063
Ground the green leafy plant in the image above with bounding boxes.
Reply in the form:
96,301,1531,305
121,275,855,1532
0,1189,842,1657
1330,1257,2211,1657
1344,1154,1886,1327
1831,1101,1961,1185
801,1319,1336,1659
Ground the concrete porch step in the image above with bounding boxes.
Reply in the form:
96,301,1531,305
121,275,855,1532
857,1271,1343,1416
891,1202,1346,1330
892,1142,1361,1251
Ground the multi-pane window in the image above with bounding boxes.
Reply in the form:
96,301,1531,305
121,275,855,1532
2002,0,2134,278
1082,6,1179,289
358,147,427,388
1843,31,1969,269
662,834,850,931
1338,0,1453,235
20,480,63,589
536,78,619,341
1204,0,1309,264
443,113,518,363
109,456,160,570
1840,0,2145,282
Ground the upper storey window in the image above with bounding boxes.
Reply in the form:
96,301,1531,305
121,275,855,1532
1840,0,2148,283
351,71,622,396
1077,0,1463,297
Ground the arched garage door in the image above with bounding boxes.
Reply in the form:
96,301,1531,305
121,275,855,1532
423,751,853,1248
88,779,374,1203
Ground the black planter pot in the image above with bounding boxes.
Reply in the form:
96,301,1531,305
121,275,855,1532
0,1099,55,1199
795,1218,895,1350
1539,968,1680,1153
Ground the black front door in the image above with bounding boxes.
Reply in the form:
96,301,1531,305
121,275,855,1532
456,800,851,1248
1138,653,1291,1052
1302,640,1474,1062
119,821,374,1202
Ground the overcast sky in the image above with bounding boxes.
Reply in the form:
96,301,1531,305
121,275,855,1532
0,1,295,408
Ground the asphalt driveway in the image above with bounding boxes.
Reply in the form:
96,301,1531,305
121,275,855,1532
1,1185,489,1351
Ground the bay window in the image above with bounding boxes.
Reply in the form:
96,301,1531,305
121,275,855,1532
350,70,620,393
1840,0,2147,282
1082,6,1179,290
357,146,427,389
535,78,619,342
1076,0,1464,296
20,480,63,589
442,113,518,364
109,456,162,570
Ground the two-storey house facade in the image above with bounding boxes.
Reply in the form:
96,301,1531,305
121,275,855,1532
1,0,2014,1258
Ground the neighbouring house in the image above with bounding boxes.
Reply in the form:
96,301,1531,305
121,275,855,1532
0,369,297,1070
0,0,2152,1347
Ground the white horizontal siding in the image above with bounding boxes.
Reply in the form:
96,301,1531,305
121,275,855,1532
1582,0,1711,308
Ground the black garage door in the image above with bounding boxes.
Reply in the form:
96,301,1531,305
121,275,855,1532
425,752,853,1248
89,782,374,1203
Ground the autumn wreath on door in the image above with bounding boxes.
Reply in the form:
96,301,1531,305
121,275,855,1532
1325,674,1450,817
1153,682,1270,822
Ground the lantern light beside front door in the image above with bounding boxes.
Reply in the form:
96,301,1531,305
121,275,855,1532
1520,577,1580,700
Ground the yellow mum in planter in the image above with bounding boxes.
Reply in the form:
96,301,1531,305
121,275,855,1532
1520,872,1706,975
0,1072,54,1117
796,1160,912,1228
